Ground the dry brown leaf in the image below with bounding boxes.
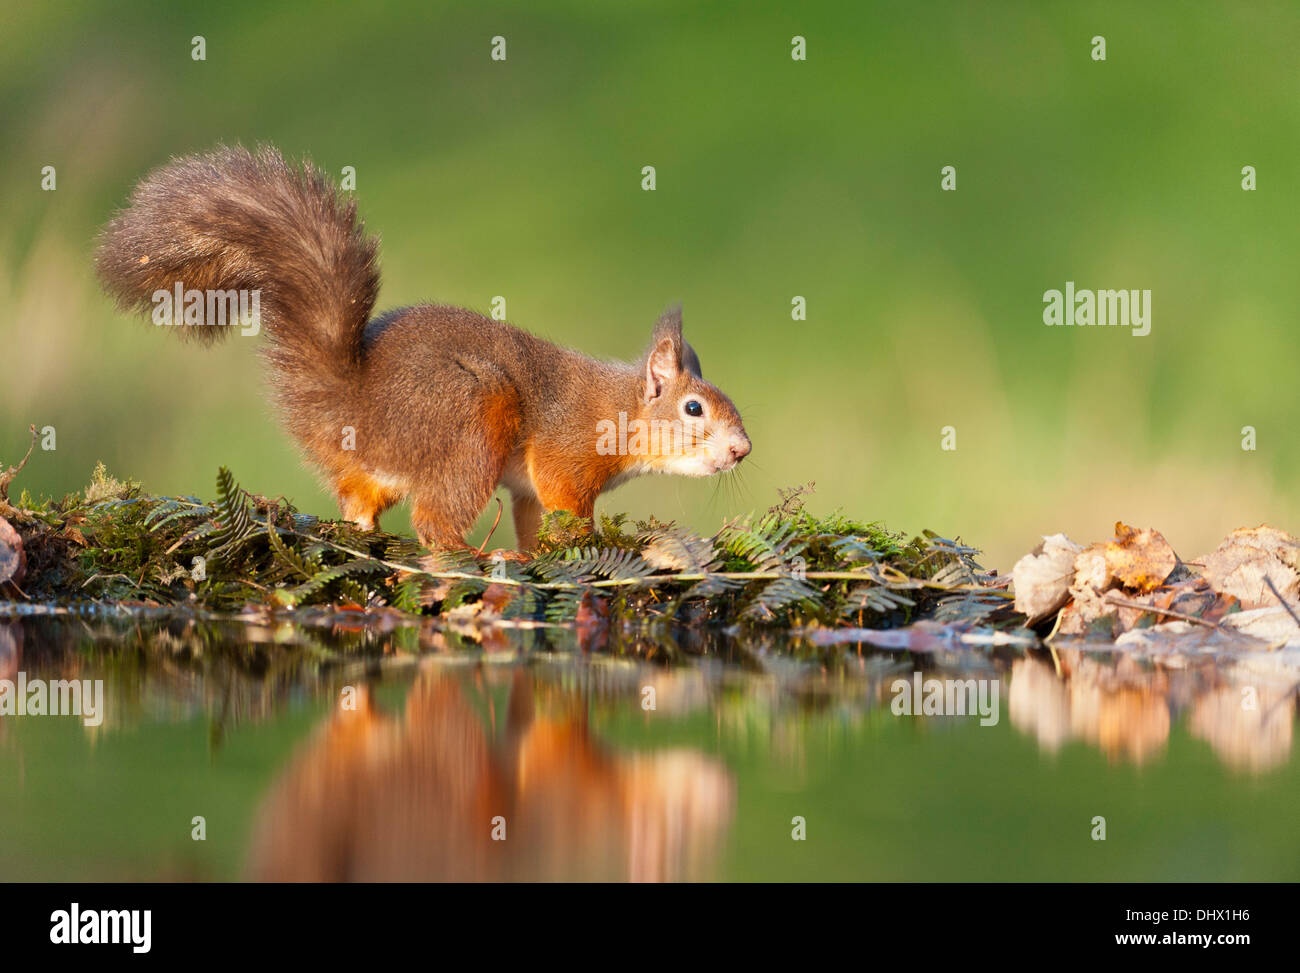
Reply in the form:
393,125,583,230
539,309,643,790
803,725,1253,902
1012,533,1082,624
1056,590,1119,637
0,516,25,588
1197,527,1300,610
1072,543,1113,595
1208,526,1300,570
1105,522,1177,593
1218,606,1300,644
1113,621,1237,655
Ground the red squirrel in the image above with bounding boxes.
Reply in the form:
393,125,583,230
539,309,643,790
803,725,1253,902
245,671,734,881
95,145,751,550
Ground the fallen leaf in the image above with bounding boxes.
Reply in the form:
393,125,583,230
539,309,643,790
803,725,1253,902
0,516,25,588
1056,587,1119,637
1219,606,1300,645
1197,527,1300,610
1057,543,1121,635
1208,525,1300,570
0,621,19,682
1072,543,1113,594
1105,523,1177,593
1113,621,1236,655
1012,533,1083,624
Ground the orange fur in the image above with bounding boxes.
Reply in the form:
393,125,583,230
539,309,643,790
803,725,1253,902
245,672,735,881
334,468,403,531
525,439,626,520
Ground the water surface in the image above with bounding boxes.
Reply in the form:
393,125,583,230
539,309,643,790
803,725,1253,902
1,612,1296,881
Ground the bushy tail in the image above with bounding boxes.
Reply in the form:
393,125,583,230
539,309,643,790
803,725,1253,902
95,145,380,383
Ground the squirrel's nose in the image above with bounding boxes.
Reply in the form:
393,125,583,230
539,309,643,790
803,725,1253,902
729,437,751,462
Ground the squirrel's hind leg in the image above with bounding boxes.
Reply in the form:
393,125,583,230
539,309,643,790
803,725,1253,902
409,384,522,551
410,498,479,551
334,470,403,532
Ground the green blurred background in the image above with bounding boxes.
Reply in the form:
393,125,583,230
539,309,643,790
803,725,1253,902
3,0,1298,570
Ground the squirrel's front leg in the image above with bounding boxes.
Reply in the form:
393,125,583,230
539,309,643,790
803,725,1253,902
527,451,598,534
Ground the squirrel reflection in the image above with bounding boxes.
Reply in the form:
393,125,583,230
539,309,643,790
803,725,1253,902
246,668,734,881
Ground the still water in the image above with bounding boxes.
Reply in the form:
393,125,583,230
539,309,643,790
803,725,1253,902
1,611,1296,881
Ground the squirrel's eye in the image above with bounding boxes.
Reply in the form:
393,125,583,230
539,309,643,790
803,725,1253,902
684,399,704,418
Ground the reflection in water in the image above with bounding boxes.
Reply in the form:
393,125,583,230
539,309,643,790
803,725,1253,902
1009,656,1170,765
2,613,1300,881
3,615,1297,781
1189,684,1294,773
0,622,16,746
4,612,1299,781
1009,648,1296,771
0,621,17,683
245,669,734,881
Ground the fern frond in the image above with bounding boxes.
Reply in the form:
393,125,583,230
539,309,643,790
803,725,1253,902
538,546,655,582
383,536,424,559
929,559,980,587
838,583,916,618
174,520,218,549
720,513,807,571
640,526,718,572
830,535,883,566
742,575,823,620
682,573,743,600
442,577,489,610
388,574,427,613
208,467,258,557
290,558,385,599
931,591,1012,624
147,503,213,532
266,515,319,581
500,586,542,620
544,586,587,623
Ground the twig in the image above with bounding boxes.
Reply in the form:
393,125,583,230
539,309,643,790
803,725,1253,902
287,527,1009,594
1103,593,1229,632
0,424,38,522
1263,575,1300,628
474,498,504,557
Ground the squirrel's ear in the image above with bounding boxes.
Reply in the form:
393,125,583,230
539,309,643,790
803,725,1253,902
644,304,684,402
651,303,684,349
681,340,703,379
644,337,680,403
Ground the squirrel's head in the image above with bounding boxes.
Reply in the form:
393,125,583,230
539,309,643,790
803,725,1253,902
631,306,751,477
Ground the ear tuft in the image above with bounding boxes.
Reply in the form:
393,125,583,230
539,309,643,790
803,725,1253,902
652,303,683,348
682,340,703,379
643,304,685,402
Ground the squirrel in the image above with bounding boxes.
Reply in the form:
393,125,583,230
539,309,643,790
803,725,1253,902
246,671,734,881
95,145,751,551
